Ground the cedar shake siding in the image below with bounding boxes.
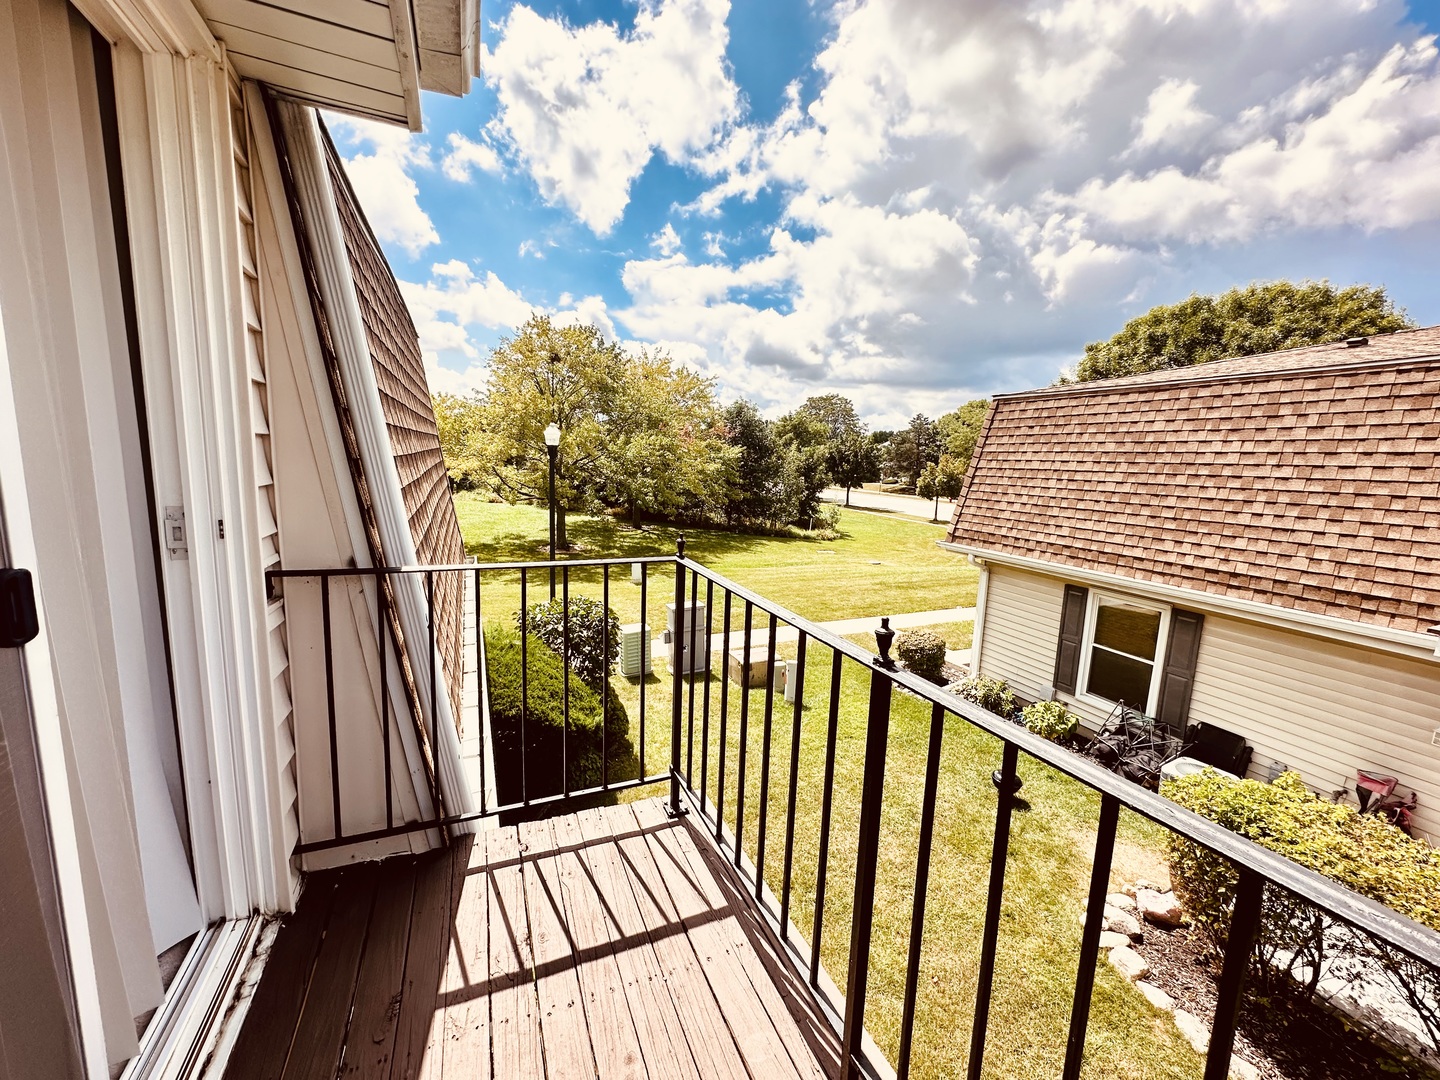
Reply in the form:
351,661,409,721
949,327,1440,636
324,128,467,724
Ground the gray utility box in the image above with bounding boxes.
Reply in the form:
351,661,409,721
663,601,709,676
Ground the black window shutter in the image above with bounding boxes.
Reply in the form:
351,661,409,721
1155,609,1205,735
1053,585,1088,694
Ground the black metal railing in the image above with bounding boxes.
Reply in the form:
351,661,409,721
270,541,1440,1080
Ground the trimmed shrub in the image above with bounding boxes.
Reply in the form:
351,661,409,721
954,674,1016,718
1165,769,1440,1050
485,627,635,802
518,595,620,688
896,629,947,682
1022,700,1076,743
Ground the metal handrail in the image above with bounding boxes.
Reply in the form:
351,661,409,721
271,546,1440,1080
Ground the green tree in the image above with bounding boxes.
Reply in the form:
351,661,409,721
775,409,832,518
596,349,732,525
884,414,942,487
1072,280,1414,382
796,394,863,443
830,430,879,505
917,454,967,522
937,399,990,476
432,391,485,489
474,315,626,548
719,400,814,528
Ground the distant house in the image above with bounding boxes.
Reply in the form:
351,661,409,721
944,328,1440,843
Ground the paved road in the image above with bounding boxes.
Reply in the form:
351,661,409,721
822,486,954,522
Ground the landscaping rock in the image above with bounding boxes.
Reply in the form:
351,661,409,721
1106,892,1137,913
1136,888,1184,927
1136,981,1174,1011
1103,905,1144,941
1229,1057,1261,1080
1098,931,1130,951
1108,947,1149,982
1172,1009,1210,1055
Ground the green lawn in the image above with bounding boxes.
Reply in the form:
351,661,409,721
457,495,1199,1078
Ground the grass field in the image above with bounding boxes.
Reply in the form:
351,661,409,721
455,494,1200,1078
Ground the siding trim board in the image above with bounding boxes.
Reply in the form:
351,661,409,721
973,563,1440,843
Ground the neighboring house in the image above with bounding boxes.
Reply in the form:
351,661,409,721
0,0,474,1073
944,328,1440,843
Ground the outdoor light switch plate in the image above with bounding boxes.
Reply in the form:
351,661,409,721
164,505,188,559
1432,726,1440,748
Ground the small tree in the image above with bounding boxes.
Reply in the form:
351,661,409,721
884,414,942,487
432,391,485,489
917,453,967,521
831,430,879,505
937,399,990,476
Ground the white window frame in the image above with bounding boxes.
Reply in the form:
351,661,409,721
1077,590,1172,717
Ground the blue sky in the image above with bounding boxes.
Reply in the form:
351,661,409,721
329,0,1440,427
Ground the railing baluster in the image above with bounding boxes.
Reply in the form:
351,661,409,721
563,565,571,800
700,577,715,807
602,563,609,789
1204,870,1264,1080
473,568,483,816
715,587,732,842
639,562,647,780
734,599,754,866
779,632,808,940
755,613,779,900
520,568,529,806
898,701,946,1079
379,577,392,830
322,575,340,841
966,741,1019,1080
810,649,843,987
842,666,893,1080
686,566,698,785
1062,792,1121,1080
669,540,686,816
426,570,436,748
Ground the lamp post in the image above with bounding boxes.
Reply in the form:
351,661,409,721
544,422,560,598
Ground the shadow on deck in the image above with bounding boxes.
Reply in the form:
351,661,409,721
224,798,842,1079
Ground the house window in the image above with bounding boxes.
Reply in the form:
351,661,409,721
1080,594,1169,715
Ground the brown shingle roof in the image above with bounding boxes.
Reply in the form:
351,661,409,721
325,130,467,719
947,329,1440,635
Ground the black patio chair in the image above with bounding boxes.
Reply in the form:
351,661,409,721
1083,701,1186,789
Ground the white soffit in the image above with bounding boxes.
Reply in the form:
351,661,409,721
412,0,478,97
193,0,423,129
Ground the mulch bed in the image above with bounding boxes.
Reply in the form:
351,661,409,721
1133,922,1434,1079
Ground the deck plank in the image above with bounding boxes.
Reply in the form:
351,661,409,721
573,806,704,1080
338,861,419,1078
435,832,491,1079
282,862,382,1080
390,845,457,1080
659,810,837,1080
483,825,545,1080
605,807,754,1080
519,817,599,1079
549,811,648,1079
631,800,805,1080
224,872,339,1080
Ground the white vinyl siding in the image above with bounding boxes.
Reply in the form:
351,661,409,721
977,563,1440,843
1188,618,1440,843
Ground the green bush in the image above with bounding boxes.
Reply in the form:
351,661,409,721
518,595,620,687
954,673,1016,718
1164,769,1440,1051
485,627,635,802
1022,700,1076,742
896,629,947,682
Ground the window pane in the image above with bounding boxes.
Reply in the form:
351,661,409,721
1093,601,1161,661
1087,647,1153,708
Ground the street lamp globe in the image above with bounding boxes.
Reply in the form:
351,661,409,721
543,422,561,448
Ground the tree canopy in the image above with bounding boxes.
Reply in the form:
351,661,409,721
937,399,990,477
884,414,943,486
1070,281,1414,383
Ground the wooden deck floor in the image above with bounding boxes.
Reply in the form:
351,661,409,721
224,799,842,1079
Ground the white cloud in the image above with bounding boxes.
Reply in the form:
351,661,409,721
327,115,439,258
651,222,683,256
518,239,545,259
1129,79,1215,152
441,132,504,182
482,0,740,233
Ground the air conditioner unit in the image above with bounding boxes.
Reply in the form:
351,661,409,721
663,601,709,675
620,622,651,678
